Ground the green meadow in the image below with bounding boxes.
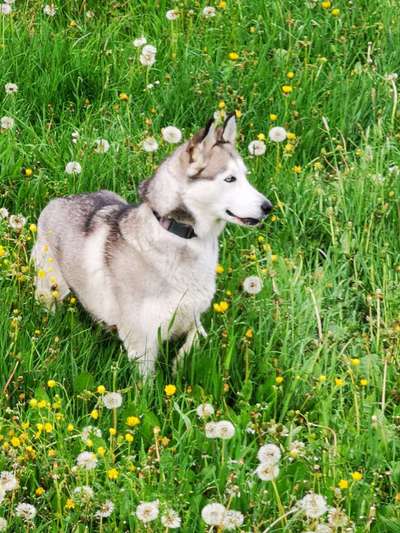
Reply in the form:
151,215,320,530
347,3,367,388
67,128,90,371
0,0,400,531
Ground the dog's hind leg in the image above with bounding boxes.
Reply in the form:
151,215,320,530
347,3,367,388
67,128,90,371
118,324,158,378
31,238,70,310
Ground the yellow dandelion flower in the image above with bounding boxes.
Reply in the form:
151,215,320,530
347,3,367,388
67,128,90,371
287,71,295,79
11,437,21,447
85,439,93,448
257,133,266,141
360,378,368,386
70,296,77,304
218,100,225,109
0,245,5,258
271,255,278,262
97,446,106,457
338,479,349,489
47,379,56,388
228,52,239,60
245,328,253,338
107,468,119,480
164,384,177,397
331,8,340,16
351,358,361,366
35,487,45,496
24,167,33,177
282,85,293,94
44,422,53,433
29,399,38,408
218,0,227,7
275,376,284,385
287,132,296,141
321,0,331,7
109,428,117,436
90,409,99,420
269,113,278,121
293,165,302,174
352,471,363,481
270,215,278,222
21,421,30,430
335,377,344,386
65,498,75,510
319,375,327,382
97,385,106,394
119,92,129,101
216,264,224,274
219,301,229,312
67,423,74,432
235,109,242,118
125,433,134,443
29,223,37,232
127,416,140,427
48,449,56,457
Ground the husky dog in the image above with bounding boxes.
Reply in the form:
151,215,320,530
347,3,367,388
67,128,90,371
32,115,272,377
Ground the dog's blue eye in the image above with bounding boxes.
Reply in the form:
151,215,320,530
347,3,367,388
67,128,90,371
224,176,236,183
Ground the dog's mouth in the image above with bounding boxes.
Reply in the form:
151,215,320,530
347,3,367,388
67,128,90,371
225,209,261,226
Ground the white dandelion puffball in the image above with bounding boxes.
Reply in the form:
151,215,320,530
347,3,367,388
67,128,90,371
0,471,18,492
133,36,147,47
202,6,216,17
65,161,81,175
139,44,157,66
76,451,98,470
102,392,123,409
257,444,281,465
243,275,263,295
221,509,244,529
166,9,179,20
73,485,94,500
136,500,159,523
5,83,18,94
205,421,219,439
9,214,26,231
142,137,159,152
94,139,110,153
248,140,266,156
71,130,80,143
298,492,328,519
15,503,37,522
0,518,7,531
328,507,349,528
95,500,114,518
0,207,9,219
268,126,287,142
0,4,12,14
161,509,181,528
43,4,56,16
161,126,182,144
1,116,14,129
216,420,235,439
201,503,226,526
255,462,280,481
196,403,215,418
315,524,333,533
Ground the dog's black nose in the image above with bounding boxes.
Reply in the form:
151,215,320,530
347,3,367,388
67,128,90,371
261,200,273,215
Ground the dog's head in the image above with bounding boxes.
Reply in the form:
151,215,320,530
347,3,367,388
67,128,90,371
181,114,272,227
141,115,272,234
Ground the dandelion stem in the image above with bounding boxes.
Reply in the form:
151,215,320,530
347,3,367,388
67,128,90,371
262,505,298,532
271,480,286,525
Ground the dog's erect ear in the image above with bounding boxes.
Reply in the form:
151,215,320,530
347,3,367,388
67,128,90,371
186,118,218,173
221,113,236,144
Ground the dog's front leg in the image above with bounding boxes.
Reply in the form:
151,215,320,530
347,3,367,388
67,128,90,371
173,320,207,373
118,325,158,378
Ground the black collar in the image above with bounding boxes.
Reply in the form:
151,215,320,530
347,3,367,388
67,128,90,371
152,210,197,239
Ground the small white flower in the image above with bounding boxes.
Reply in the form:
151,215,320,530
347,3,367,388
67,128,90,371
205,421,219,438
0,207,8,219
65,161,81,174
0,116,14,129
73,485,94,500
196,403,215,418
257,443,281,465
5,83,18,94
71,131,80,144
0,471,18,492
0,517,7,531
0,4,12,14
202,6,216,17
248,140,266,156
161,126,182,144
8,214,26,231
76,451,97,470
81,426,102,442
43,4,56,16
136,500,159,523
161,509,181,528
142,137,159,152
95,500,114,518
201,503,226,526
94,139,110,154
298,492,328,519
216,420,235,439
133,36,147,47
102,392,123,409
268,126,287,142
166,9,179,20
255,462,279,481
243,275,263,295
289,440,306,458
221,509,244,530
15,503,37,522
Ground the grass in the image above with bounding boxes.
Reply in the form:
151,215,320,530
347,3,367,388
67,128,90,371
1,0,400,531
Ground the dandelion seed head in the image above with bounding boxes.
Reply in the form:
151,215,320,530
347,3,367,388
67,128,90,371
161,126,182,144
248,140,266,156
136,500,159,523
201,503,226,526
243,276,263,295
